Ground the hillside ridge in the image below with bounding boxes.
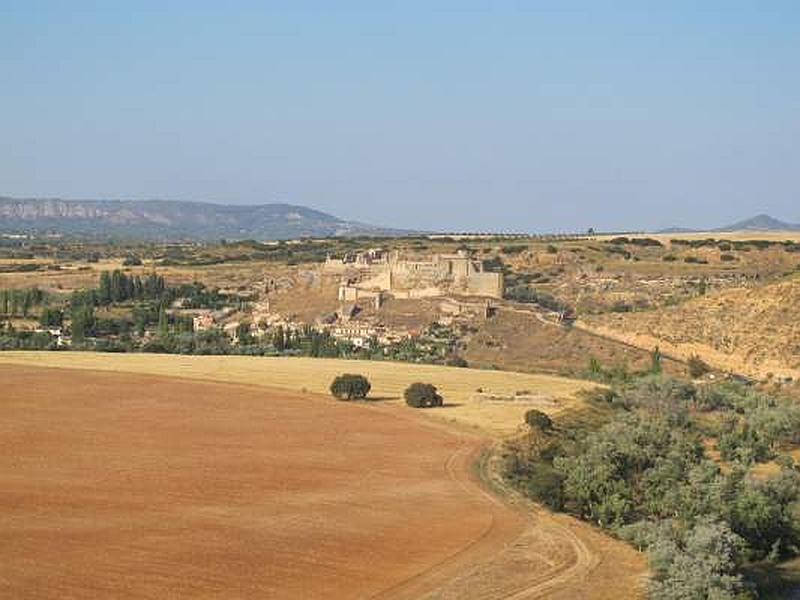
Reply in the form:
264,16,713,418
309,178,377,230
0,196,406,240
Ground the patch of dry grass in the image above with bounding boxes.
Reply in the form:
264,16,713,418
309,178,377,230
0,352,594,436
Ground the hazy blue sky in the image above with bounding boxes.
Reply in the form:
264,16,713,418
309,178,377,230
2,1,798,232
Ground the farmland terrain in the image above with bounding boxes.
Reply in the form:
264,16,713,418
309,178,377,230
2,229,800,597
0,352,594,436
0,357,645,599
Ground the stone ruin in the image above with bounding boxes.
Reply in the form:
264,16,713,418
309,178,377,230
324,249,503,301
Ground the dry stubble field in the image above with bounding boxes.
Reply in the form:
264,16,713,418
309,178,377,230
0,352,595,436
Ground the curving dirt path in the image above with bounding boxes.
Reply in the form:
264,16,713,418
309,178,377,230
0,362,646,599
376,435,645,600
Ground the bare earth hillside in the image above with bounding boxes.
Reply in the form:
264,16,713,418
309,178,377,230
584,276,800,379
465,307,684,377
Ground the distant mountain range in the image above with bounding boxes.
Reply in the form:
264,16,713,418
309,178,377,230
0,197,407,241
659,214,800,234
4,197,797,241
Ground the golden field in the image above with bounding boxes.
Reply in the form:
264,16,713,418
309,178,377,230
0,352,594,437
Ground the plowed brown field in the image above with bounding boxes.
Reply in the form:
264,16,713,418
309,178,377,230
0,365,521,599
1,361,646,599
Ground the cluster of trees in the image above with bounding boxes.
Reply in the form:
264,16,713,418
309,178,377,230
39,307,64,328
53,271,232,346
505,376,800,598
711,384,800,463
0,287,46,317
95,271,227,311
0,322,58,350
268,325,352,357
97,270,165,305
625,518,750,598
138,329,242,355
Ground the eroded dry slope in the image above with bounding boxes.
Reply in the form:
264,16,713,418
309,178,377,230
584,276,800,378
464,308,679,377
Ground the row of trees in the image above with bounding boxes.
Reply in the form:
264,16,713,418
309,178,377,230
0,287,47,317
97,270,165,305
96,271,228,310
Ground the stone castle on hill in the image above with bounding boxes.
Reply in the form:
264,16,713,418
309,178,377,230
324,249,503,301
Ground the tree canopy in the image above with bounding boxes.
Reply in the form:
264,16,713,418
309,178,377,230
404,383,444,408
330,374,371,400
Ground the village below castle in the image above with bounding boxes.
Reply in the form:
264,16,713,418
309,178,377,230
171,248,505,359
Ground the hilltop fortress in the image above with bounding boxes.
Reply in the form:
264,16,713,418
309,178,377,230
324,249,503,301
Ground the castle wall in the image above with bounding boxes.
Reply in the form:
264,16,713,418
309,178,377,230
334,251,503,300
465,272,504,298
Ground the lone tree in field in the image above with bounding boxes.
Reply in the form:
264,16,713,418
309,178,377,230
525,409,553,432
329,374,371,400
404,383,444,408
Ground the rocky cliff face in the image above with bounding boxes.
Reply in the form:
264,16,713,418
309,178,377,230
0,197,401,240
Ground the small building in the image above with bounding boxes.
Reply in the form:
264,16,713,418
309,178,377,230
331,322,377,348
192,312,216,332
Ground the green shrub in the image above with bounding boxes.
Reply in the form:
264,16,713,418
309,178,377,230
330,374,371,400
687,354,711,379
404,382,443,408
525,409,553,431
446,356,468,368
684,256,708,264
522,463,564,510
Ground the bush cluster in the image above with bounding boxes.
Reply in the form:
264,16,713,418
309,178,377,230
506,377,800,598
329,374,371,400
404,383,443,408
